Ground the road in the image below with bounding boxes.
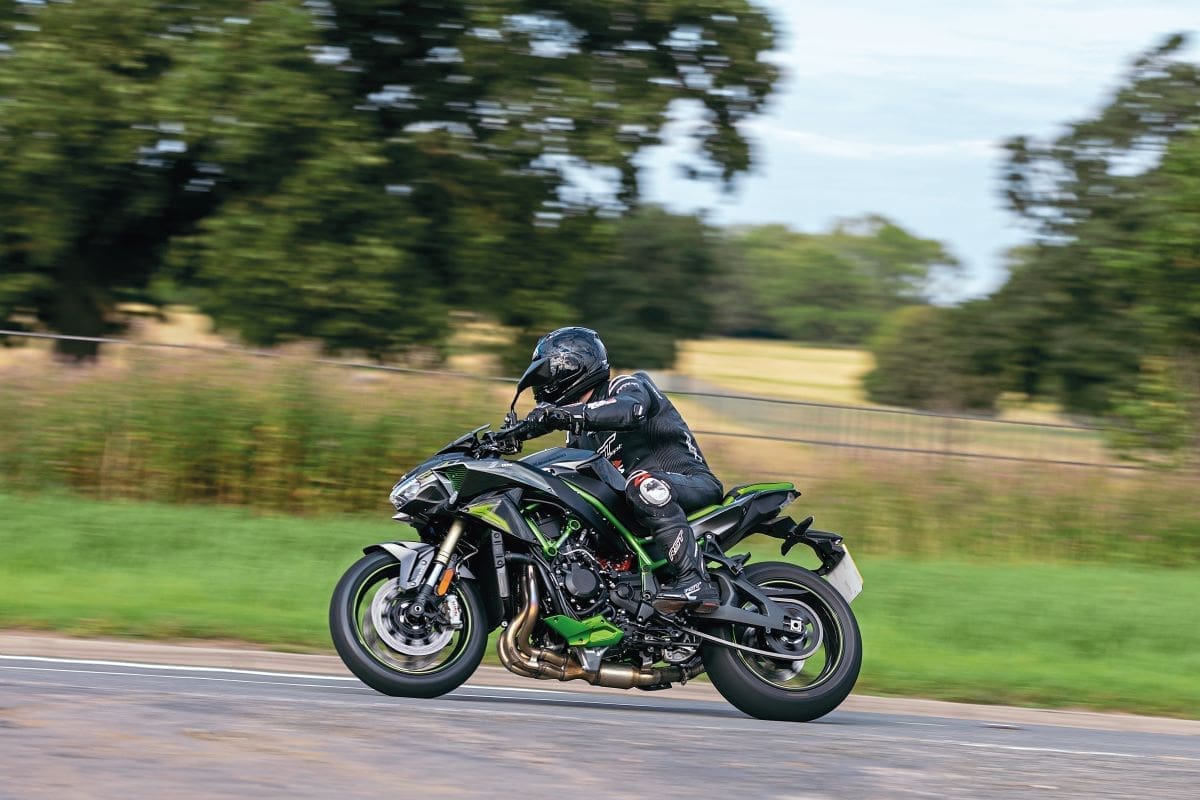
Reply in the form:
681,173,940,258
1,644,1197,799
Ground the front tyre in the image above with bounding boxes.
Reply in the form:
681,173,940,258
702,562,862,722
330,551,487,698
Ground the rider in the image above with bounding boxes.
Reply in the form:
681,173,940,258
516,327,722,613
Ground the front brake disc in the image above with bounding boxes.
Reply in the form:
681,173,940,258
369,579,454,656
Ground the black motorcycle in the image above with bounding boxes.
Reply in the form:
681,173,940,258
330,386,863,722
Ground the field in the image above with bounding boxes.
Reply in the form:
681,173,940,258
666,337,1115,467
1,491,1197,718
671,338,874,405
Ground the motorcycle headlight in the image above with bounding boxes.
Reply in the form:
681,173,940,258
389,471,445,510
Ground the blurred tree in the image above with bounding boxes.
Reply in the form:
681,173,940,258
712,217,957,344
0,1,241,357
318,0,779,355
1107,357,1197,467
863,304,1004,412
495,207,719,372
868,34,1200,424
0,0,779,364
156,2,446,356
996,33,1200,413
828,215,958,312
578,206,718,368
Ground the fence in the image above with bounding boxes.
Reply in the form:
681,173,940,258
0,328,1137,471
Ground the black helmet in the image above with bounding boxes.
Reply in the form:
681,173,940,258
517,327,610,405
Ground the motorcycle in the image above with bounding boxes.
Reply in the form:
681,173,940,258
329,382,864,722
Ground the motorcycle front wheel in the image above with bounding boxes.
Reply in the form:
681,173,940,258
702,561,862,722
330,551,487,698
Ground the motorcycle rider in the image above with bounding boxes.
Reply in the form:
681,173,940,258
515,327,722,613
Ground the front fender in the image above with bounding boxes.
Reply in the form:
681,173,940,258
362,541,476,589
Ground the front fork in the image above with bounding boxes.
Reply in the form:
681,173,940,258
406,519,466,621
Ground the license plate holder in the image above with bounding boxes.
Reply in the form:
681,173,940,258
824,548,863,603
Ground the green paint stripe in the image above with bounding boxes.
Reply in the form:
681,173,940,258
465,505,509,533
724,482,795,504
687,504,722,521
563,480,656,568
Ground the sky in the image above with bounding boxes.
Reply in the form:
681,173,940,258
639,0,1200,300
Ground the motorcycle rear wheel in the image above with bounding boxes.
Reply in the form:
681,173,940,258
330,551,487,698
702,561,861,722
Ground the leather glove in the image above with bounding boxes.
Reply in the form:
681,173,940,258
522,402,575,438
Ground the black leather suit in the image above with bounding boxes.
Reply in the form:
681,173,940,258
556,372,723,539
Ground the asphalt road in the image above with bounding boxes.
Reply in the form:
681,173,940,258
1,651,1198,800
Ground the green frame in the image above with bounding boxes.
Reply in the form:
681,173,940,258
562,480,667,571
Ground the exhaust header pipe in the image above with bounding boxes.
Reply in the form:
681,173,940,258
497,566,700,690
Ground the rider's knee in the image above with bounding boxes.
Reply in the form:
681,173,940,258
625,470,676,516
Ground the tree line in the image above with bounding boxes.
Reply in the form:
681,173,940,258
864,35,1199,461
3,4,1194,457
0,0,780,364
0,1,962,371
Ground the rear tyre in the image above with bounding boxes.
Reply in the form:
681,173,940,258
702,561,861,722
330,551,487,698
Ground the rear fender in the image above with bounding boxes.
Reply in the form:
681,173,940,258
753,517,847,575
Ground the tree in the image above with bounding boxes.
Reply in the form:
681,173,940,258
712,217,957,344
863,304,1004,412
0,1,780,362
492,206,720,373
870,35,1200,420
0,1,242,357
996,33,1200,413
577,206,719,368
157,3,445,356
317,0,779,354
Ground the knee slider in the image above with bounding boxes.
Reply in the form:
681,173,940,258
626,471,674,511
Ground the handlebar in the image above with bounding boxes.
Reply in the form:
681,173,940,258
495,419,530,440
477,420,530,456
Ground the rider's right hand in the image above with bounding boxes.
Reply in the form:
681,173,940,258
521,403,573,439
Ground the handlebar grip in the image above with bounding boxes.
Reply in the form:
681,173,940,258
498,419,530,440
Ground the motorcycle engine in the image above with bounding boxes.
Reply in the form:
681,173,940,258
552,547,609,616
537,513,700,666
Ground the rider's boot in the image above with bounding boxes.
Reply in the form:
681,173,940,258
652,526,720,614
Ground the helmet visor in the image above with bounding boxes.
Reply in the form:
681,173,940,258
516,357,553,397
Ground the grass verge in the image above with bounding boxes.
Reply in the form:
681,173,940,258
2,491,1197,718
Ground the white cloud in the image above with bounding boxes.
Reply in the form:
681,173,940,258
742,120,999,160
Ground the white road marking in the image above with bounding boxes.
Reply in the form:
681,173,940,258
0,665,689,717
918,738,1196,761
0,654,573,694
847,732,1200,763
0,653,361,681
0,664,371,691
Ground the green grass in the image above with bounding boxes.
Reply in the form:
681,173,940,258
0,492,391,647
2,491,1197,717
838,557,1200,717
